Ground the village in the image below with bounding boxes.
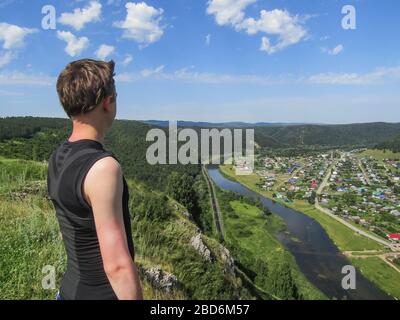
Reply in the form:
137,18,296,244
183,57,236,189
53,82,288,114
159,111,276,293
253,150,400,246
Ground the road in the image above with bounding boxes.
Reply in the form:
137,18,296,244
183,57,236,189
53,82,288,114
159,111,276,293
315,156,396,250
202,165,224,240
358,159,371,185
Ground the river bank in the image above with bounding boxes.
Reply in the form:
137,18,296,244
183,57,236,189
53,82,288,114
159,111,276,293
212,165,398,299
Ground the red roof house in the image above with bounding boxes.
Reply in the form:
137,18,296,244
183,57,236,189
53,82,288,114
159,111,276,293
387,234,400,241
310,180,318,190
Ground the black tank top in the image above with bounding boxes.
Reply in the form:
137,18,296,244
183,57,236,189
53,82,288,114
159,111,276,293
47,139,135,300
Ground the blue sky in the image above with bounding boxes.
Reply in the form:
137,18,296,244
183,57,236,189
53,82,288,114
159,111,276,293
0,0,399,123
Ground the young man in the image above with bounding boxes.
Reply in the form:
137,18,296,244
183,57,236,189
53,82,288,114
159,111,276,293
47,59,143,300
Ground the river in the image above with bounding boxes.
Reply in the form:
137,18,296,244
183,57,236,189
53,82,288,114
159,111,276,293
207,166,392,300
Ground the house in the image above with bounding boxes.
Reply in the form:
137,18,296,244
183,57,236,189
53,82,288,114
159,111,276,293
310,180,318,190
387,234,400,242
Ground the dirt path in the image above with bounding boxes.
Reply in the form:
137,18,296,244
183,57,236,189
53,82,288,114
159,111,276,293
344,251,400,273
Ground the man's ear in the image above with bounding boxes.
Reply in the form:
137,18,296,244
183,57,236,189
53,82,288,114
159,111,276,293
102,96,111,112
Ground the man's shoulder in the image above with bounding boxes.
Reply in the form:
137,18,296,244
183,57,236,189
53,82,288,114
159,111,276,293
87,156,122,179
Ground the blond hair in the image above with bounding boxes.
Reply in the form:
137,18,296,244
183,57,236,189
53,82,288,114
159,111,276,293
56,59,116,117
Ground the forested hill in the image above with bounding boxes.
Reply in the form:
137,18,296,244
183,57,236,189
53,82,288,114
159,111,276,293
143,119,400,148
0,117,200,190
2,118,400,164
377,134,400,153
254,122,400,148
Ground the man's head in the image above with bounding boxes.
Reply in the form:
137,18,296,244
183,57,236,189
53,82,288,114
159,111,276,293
56,59,117,127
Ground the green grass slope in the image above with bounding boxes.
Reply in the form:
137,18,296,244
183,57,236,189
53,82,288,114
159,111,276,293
0,158,263,300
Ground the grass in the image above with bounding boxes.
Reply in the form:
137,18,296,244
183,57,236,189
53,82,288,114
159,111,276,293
349,257,400,299
0,157,263,300
357,149,400,161
0,160,65,299
227,201,285,261
219,197,326,300
291,200,382,251
220,164,382,252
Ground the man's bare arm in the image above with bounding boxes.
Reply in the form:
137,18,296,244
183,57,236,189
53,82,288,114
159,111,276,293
84,156,143,300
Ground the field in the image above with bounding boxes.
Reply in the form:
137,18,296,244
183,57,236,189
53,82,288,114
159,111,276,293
349,257,400,299
358,149,400,161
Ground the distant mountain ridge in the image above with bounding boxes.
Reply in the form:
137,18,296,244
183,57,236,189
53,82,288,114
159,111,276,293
141,119,400,148
2,117,400,152
141,120,308,128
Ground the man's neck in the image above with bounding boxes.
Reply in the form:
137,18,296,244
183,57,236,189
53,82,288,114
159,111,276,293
68,121,105,144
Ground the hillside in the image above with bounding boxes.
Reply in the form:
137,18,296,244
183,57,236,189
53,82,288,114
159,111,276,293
0,117,200,191
141,120,400,148
377,134,400,153
0,157,266,299
254,122,400,148
2,118,400,156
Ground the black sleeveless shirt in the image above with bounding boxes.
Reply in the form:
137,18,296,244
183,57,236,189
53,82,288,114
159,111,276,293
47,139,135,300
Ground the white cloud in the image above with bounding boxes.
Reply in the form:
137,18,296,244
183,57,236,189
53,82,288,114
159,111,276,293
114,2,165,46
307,66,400,85
122,54,133,66
115,72,136,82
321,44,344,56
59,0,102,31
117,65,286,84
0,89,23,96
57,31,89,57
206,0,256,26
207,1,307,54
238,9,307,54
0,51,13,68
0,71,54,86
115,65,400,86
0,22,37,50
95,44,115,60
140,65,165,77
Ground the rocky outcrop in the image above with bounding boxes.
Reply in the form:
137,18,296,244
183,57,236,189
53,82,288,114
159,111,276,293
9,181,49,200
219,245,235,276
140,265,178,294
174,204,192,220
190,233,214,262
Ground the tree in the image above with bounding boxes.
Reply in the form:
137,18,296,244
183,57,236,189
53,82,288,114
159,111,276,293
254,258,269,289
308,191,316,204
167,172,198,214
262,207,272,217
267,261,299,300
343,192,357,206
